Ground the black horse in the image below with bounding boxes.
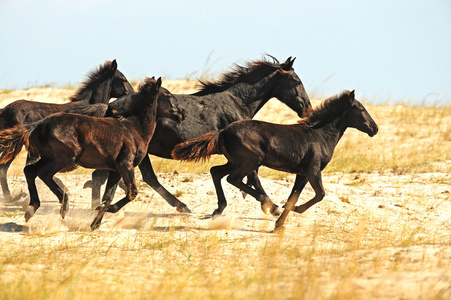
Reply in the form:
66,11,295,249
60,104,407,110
89,56,312,213
172,90,378,228
0,77,185,230
0,60,134,203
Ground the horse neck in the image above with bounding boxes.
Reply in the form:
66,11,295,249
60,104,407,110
316,116,348,149
128,96,159,143
72,78,113,104
221,70,280,118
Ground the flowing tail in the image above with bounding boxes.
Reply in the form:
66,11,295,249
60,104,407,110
0,125,31,164
172,131,220,162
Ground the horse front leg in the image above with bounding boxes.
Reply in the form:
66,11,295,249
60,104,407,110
139,155,191,213
92,160,139,230
293,170,325,215
274,174,308,230
91,172,121,230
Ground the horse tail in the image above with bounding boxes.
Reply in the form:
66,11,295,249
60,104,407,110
0,125,31,164
172,131,220,162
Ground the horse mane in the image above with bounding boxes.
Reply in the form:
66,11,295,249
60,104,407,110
194,55,284,96
297,90,352,128
69,60,115,102
138,77,157,93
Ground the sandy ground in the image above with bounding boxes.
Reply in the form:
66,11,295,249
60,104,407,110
1,168,450,298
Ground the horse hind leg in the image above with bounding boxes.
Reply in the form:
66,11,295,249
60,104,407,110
246,171,282,216
23,161,46,222
210,162,236,216
225,165,274,215
36,159,72,219
139,155,191,213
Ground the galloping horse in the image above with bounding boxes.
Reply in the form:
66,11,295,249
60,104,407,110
0,77,184,230
172,90,378,228
0,60,134,202
89,56,312,214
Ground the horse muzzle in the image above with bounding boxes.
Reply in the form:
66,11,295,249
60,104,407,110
367,123,379,137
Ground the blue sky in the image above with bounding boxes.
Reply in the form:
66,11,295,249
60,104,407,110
1,0,450,105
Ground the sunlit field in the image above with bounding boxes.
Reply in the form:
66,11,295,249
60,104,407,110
0,82,450,299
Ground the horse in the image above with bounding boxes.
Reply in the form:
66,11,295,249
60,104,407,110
172,90,378,229
0,60,134,203
89,56,312,215
0,77,185,230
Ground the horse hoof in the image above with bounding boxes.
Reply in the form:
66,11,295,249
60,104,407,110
83,180,93,189
273,221,285,232
95,204,106,211
271,205,283,217
25,210,34,222
212,209,223,218
176,205,191,214
60,208,67,219
261,203,272,215
90,222,101,231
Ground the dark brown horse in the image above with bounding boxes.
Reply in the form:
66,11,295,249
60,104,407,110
0,77,184,230
172,90,378,229
0,60,134,202
89,56,312,213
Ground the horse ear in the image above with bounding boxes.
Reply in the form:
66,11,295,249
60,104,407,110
349,90,355,102
281,57,294,71
111,59,118,72
155,77,162,90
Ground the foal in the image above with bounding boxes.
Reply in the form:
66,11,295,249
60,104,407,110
172,90,378,229
0,77,184,230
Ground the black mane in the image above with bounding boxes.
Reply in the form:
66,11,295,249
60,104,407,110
69,60,115,102
194,55,284,96
298,90,352,128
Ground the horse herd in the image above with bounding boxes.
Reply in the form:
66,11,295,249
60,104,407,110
0,56,378,230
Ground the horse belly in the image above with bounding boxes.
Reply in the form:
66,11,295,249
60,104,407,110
76,151,117,170
261,138,310,174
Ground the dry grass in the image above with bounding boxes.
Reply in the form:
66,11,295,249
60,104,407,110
0,83,450,299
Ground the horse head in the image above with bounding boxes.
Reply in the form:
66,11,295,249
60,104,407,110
343,90,378,137
151,78,185,123
110,60,135,98
272,57,311,118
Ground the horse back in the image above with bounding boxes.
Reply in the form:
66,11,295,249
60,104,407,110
220,120,332,173
0,100,84,129
29,113,144,170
